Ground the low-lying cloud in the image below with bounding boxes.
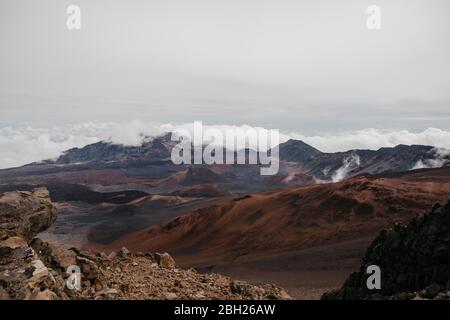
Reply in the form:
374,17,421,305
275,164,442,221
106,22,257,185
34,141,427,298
290,128,450,153
1,122,450,170
412,148,450,169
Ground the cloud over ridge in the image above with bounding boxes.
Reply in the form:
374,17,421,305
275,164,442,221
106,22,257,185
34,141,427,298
1,122,450,169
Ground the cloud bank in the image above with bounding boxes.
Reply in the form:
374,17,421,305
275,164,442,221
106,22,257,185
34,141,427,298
1,122,450,169
290,128,450,153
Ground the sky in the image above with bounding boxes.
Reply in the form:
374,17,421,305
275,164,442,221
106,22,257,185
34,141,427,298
0,0,450,168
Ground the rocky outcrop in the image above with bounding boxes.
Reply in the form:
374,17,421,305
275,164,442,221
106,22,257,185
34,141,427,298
0,188,57,242
155,252,176,269
0,188,291,300
322,201,450,300
0,189,66,300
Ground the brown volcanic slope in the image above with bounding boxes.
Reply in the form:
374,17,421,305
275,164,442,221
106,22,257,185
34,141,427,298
88,167,450,260
85,167,450,298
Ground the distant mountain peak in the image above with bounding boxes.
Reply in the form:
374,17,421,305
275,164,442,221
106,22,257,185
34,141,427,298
277,139,322,162
55,134,173,164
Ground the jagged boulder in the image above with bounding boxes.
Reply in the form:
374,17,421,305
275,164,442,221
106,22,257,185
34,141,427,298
155,252,176,269
117,247,130,258
322,201,450,300
0,189,66,300
77,256,99,280
0,188,57,242
32,289,59,300
31,239,78,271
0,239,67,299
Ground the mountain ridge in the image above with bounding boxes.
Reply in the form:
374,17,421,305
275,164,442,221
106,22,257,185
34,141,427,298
1,133,448,183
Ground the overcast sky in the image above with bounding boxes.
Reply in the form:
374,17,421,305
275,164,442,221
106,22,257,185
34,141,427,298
1,0,449,133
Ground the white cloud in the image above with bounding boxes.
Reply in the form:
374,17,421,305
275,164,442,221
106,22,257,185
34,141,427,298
289,128,450,152
412,148,450,169
1,122,450,170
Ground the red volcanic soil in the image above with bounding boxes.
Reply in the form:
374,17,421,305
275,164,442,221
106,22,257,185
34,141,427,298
85,167,450,298
87,169,450,260
378,165,450,181
177,184,232,198
267,172,316,187
158,167,222,187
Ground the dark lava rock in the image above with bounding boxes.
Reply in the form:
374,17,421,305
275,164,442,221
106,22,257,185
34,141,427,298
322,200,450,300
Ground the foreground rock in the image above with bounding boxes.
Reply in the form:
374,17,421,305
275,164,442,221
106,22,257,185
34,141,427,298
155,252,176,269
84,251,291,300
0,189,66,299
0,188,291,300
322,201,450,300
0,188,57,242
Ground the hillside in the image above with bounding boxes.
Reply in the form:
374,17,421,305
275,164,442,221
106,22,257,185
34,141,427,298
90,171,450,263
79,168,450,298
0,189,290,300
